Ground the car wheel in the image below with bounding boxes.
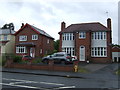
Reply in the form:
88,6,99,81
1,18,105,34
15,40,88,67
43,60,48,64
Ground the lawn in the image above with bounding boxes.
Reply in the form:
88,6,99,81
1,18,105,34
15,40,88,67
116,69,120,75
78,66,90,73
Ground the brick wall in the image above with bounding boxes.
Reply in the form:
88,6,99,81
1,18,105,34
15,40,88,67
15,26,54,58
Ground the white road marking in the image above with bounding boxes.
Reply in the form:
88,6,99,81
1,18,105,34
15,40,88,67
54,86,76,89
3,78,64,86
2,78,76,89
9,82,25,85
40,82,64,86
0,83,50,90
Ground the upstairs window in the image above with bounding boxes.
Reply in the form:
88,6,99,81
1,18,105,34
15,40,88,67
92,32,106,40
19,35,27,41
32,35,38,40
62,33,74,41
79,32,86,39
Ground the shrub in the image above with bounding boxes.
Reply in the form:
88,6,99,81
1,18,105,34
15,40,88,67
0,55,7,66
13,56,22,63
2,59,7,66
32,58,42,64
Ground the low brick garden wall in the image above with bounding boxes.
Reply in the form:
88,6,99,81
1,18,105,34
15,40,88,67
7,63,74,72
5,60,76,72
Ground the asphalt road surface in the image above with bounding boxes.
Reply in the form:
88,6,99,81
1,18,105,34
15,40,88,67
1,72,119,90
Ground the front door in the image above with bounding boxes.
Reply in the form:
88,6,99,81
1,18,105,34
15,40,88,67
30,48,35,58
80,46,85,61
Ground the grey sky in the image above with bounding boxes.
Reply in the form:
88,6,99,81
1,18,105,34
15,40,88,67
0,0,119,44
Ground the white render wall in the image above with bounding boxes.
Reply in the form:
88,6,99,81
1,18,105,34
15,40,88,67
62,40,75,48
91,40,107,47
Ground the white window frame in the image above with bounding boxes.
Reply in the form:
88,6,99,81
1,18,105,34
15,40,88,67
32,35,38,40
47,39,50,44
16,46,27,53
40,49,42,54
79,32,86,39
91,47,107,57
19,35,27,41
92,32,106,40
62,33,74,41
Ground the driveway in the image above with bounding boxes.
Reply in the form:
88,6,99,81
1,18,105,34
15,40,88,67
78,63,119,74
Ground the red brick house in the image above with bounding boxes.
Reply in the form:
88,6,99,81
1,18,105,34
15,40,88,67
112,46,120,62
14,23,54,58
59,18,112,63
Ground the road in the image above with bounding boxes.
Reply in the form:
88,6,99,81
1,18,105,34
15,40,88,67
1,71,119,90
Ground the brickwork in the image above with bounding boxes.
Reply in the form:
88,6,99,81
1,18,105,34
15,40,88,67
15,24,54,58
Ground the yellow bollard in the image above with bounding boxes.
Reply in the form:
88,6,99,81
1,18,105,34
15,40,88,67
74,65,78,72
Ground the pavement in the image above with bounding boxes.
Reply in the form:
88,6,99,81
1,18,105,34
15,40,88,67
1,63,119,81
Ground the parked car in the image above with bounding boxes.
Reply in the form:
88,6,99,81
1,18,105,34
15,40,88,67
42,52,75,64
22,55,33,61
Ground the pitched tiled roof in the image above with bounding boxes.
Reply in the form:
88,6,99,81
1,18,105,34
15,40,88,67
0,29,15,35
60,22,110,33
30,25,53,39
15,23,54,39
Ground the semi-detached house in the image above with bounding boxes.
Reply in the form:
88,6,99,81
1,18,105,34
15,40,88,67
14,23,54,58
0,28,15,56
59,18,112,63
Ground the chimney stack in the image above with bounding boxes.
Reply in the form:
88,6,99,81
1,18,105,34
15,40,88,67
61,21,66,31
107,18,111,30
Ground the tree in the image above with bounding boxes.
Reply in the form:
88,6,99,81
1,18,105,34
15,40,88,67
54,40,59,52
1,23,14,30
112,44,120,48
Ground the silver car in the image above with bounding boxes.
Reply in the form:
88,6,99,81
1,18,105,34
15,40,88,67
42,52,73,64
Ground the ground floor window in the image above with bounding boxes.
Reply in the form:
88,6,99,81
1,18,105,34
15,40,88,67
91,47,107,57
62,47,75,56
16,46,27,53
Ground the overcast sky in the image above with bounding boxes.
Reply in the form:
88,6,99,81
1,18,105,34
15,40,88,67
0,0,119,44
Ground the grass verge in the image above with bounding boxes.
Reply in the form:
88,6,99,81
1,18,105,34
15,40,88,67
116,69,120,75
78,66,90,73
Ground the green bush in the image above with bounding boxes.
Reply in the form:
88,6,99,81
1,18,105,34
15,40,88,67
32,58,42,64
2,59,7,66
19,60,29,64
13,56,22,63
0,56,7,66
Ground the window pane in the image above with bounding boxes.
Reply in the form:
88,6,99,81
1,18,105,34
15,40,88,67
67,34,69,40
101,47,103,56
95,32,97,39
101,32,103,40
70,34,72,40
98,32,100,39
